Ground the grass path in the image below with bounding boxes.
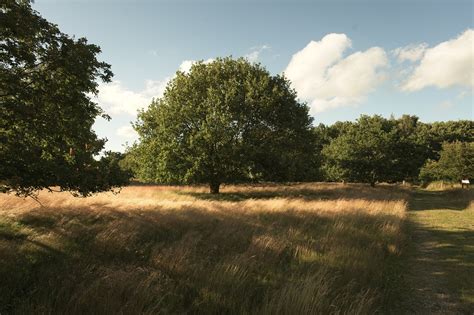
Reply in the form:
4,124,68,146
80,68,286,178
402,189,474,314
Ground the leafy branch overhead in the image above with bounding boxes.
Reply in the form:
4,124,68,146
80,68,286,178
0,0,130,196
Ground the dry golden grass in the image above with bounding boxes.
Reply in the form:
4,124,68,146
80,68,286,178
0,183,408,314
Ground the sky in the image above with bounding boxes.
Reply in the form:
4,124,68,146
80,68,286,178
33,0,474,152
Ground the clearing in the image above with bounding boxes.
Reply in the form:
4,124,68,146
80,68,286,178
0,183,472,314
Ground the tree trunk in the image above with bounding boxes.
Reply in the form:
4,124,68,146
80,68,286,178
209,182,220,194
370,172,376,187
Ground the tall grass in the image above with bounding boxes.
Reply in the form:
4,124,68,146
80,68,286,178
0,183,408,314
424,180,466,191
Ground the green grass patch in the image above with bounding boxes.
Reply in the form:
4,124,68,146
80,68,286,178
401,189,474,313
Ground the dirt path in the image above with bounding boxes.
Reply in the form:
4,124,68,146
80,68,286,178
402,190,474,314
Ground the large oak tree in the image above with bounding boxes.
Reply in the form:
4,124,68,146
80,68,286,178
133,58,316,193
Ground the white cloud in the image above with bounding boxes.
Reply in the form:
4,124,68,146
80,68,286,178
116,125,138,139
178,60,195,73
284,33,388,113
96,58,214,116
244,45,271,63
97,79,168,116
392,43,428,62
178,58,214,74
401,29,474,92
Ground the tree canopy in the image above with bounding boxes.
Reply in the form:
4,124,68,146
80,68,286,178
419,141,474,183
322,115,399,186
132,57,315,193
315,115,472,185
0,0,130,196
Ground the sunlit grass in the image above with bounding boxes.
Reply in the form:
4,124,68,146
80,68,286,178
0,183,408,314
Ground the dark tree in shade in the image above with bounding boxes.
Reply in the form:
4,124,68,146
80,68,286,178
0,0,130,196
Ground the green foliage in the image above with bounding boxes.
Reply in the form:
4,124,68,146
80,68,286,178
389,115,431,182
318,115,471,185
0,0,130,196
419,120,474,161
419,141,474,183
133,57,315,192
96,152,132,192
322,115,398,185
311,121,354,181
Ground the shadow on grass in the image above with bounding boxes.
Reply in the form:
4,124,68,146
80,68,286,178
0,193,405,314
400,189,474,313
179,183,407,203
409,189,473,211
402,222,474,313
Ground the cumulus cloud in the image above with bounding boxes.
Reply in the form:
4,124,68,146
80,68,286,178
96,59,215,116
244,45,271,63
116,125,138,139
284,33,388,113
97,79,168,116
401,29,474,91
392,43,428,62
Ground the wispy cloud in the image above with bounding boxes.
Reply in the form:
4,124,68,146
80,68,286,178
244,45,271,63
116,125,138,140
392,43,428,62
437,100,455,110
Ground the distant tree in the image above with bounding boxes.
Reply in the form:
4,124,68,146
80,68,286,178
0,0,130,196
389,115,431,182
322,115,398,186
118,144,147,180
428,120,474,143
317,115,472,185
312,121,354,180
420,120,474,160
99,151,132,188
133,57,315,193
419,141,474,183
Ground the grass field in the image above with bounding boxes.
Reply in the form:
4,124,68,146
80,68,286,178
0,183,471,314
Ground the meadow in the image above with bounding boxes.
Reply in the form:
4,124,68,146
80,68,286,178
0,183,471,314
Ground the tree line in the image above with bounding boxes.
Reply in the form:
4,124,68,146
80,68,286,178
123,101,473,191
2,0,472,196
314,116,473,186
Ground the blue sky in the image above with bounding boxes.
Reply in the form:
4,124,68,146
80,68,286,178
33,0,473,152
